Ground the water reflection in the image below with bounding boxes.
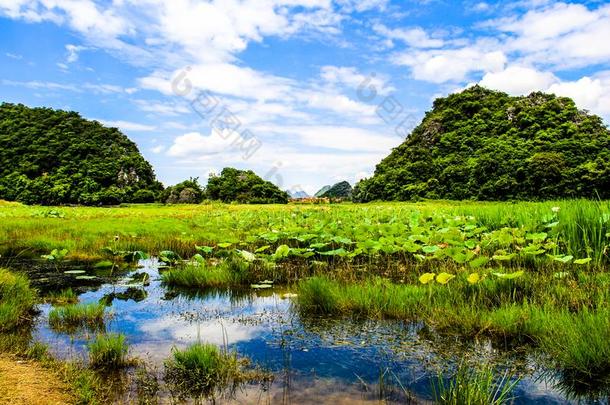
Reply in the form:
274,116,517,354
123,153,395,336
13,259,608,404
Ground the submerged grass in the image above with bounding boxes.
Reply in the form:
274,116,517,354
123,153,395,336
48,302,106,332
88,333,130,370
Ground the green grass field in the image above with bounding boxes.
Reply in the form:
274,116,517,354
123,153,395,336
1,199,608,264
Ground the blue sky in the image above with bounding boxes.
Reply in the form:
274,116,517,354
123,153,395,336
1,0,609,195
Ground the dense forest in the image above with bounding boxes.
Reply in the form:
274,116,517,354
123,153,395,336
354,86,610,202
206,168,289,204
0,103,162,205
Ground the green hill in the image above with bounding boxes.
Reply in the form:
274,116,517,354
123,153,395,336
314,185,331,197
206,168,289,204
0,103,162,205
354,86,610,202
320,181,353,198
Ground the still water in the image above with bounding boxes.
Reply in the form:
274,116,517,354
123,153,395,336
19,259,598,404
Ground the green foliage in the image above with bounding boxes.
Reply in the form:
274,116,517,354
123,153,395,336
206,168,289,204
48,302,106,332
0,103,162,205
164,343,243,401
87,333,129,369
44,288,79,306
432,363,519,405
160,177,204,204
354,87,610,201
0,268,36,332
539,309,610,377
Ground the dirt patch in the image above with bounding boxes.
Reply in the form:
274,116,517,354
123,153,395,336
0,355,73,405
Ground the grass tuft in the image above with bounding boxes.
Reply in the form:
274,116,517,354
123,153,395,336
45,288,78,306
164,343,245,401
48,302,106,332
88,333,130,369
432,363,519,405
0,268,36,332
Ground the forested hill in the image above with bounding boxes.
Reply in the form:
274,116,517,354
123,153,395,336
0,103,162,205
354,86,610,202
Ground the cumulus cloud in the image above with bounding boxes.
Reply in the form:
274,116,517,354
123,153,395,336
479,65,557,95
167,131,236,158
394,45,507,83
548,75,610,118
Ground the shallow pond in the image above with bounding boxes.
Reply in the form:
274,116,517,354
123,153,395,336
13,259,607,404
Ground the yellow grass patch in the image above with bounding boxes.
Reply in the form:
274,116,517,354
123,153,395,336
0,355,73,405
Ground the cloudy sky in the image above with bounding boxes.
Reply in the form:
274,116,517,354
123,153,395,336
1,0,609,195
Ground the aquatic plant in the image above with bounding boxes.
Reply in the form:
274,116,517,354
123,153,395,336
0,268,36,332
164,343,243,401
48,302,106,332
44,288,78,306
539,309,610,377
41,248,68,272
431,363,519,405
87,333,130,369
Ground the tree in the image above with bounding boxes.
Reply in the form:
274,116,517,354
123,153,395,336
206,168,288,204
160,178,204,204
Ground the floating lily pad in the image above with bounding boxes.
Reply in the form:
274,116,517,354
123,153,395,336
93,260,113,269
250,284,272,289
75,275,97,280
64,270,86,275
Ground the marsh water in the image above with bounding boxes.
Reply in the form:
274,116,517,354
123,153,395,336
11,259,608,404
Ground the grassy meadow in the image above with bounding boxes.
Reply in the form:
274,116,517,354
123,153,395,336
2,199,610,402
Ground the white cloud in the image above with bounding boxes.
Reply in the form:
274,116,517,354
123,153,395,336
394,45,507,83
98,120,156,132
66,44,87,63
548,75,610,118
167,131,235,158
1,79,126,94
337,0,388,12
489,2,610,68
5,52,23,60
320,66,394,95
140,63,295,101
150,145,165,154
1,79,78,92
135,100,190,116
373,23,444,48
479,65,557,95
259,124,399,152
